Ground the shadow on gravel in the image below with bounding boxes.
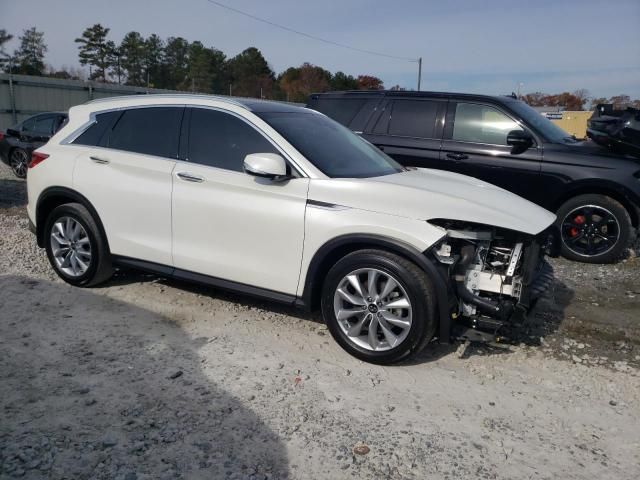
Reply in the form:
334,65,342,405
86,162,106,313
103,267,574,366
0,177,27,210
0,275,289,479
104,268,325,324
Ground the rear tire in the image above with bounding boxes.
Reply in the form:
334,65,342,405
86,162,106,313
321,249,437,365
9,148,28,179
44,203,113,286
556,194,633,264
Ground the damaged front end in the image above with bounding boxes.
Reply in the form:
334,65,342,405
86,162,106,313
428,219,559,343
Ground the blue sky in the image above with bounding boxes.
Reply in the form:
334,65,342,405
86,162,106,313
2,0,639,98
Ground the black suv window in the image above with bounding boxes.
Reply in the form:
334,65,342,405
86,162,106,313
188,108,277,172
314,98,367,128
33,116,56,135
21,117,36,133
388,100,439,138
73,111,122,147
453,103,522,145
108,107,183,158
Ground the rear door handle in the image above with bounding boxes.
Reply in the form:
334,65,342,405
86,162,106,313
446,153,468,161
176,172,204,183
89,156,110,164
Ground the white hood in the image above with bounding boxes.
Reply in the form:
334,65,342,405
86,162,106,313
308,168,556,235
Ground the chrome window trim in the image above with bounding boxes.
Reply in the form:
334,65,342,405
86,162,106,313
61,103,310,179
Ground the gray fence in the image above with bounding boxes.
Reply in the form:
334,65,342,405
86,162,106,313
0,74,188,131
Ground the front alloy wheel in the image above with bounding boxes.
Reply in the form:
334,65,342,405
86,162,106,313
333,268,413,351
322,249,437,364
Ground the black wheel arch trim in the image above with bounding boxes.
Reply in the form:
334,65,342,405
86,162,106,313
35,186,110,250
300,233,452,343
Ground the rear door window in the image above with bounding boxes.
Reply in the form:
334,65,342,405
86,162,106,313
21,117,36,133
388,100,439,138
187,108,278,172
452,103,522,145
33,116,56,135
108,107,183,158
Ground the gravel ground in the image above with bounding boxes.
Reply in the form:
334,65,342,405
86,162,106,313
1,163,639,479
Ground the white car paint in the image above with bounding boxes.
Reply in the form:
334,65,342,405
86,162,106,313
308,167,555,235
28,94,555,298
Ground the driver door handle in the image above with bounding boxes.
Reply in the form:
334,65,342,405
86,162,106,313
176,172,204,183
89,156,110,164
446,153,468,161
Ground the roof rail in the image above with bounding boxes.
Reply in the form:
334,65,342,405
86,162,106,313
85,93,250,110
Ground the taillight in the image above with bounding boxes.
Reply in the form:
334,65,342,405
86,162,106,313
29,152,49,168
0,132,4,141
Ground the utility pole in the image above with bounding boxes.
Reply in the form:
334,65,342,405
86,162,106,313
417,57,422,91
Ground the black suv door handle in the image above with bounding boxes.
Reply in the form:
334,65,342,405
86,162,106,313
446,153,468,161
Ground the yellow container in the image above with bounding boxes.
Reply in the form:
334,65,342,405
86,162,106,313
549,111,593,139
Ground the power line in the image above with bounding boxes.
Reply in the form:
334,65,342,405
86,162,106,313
205,0,418,62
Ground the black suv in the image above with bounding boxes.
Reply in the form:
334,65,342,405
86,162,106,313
307,91,640,263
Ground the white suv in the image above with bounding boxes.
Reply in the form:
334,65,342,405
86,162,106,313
27,94,557,364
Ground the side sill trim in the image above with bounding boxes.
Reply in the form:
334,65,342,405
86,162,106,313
111,256,300,306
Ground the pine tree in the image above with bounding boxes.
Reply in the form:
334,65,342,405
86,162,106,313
13,27,47,75
75,24,115,82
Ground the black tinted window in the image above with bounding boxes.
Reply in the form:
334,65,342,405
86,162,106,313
188,108,277,172
33,116,56,135
388,100,439,138
21,117,36,132
257,111,403,178
73,111,121,147
312,98,367,127
109,107,183,158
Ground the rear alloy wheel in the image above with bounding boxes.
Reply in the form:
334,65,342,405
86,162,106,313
9,148,28,179
321,249,437,364
556,194,633,263
44,203,113,286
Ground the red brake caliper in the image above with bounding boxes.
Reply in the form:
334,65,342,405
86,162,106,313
569,215,585,237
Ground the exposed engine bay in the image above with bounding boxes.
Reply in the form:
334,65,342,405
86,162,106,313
429,220,557,341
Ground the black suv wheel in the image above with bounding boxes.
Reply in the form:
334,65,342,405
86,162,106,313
321,249,437,364
556,194,634,263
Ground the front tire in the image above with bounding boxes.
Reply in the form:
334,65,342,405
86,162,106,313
556,194,633,263
44,203,113,286
321,249,437,364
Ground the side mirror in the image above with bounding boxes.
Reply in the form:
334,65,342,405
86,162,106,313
506,130,534,154
243,153,288,180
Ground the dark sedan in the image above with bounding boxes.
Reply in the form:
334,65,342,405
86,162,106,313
0,112,67,178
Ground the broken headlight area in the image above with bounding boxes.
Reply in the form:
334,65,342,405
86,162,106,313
428,219,556,341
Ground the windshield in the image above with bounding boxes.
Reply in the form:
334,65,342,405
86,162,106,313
507,100,577,143
256,111,404,178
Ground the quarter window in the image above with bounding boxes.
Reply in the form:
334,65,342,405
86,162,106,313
73,111,121,147
108,107,183,158
388,100,439,138
452,103,522,145
188,108,278,172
